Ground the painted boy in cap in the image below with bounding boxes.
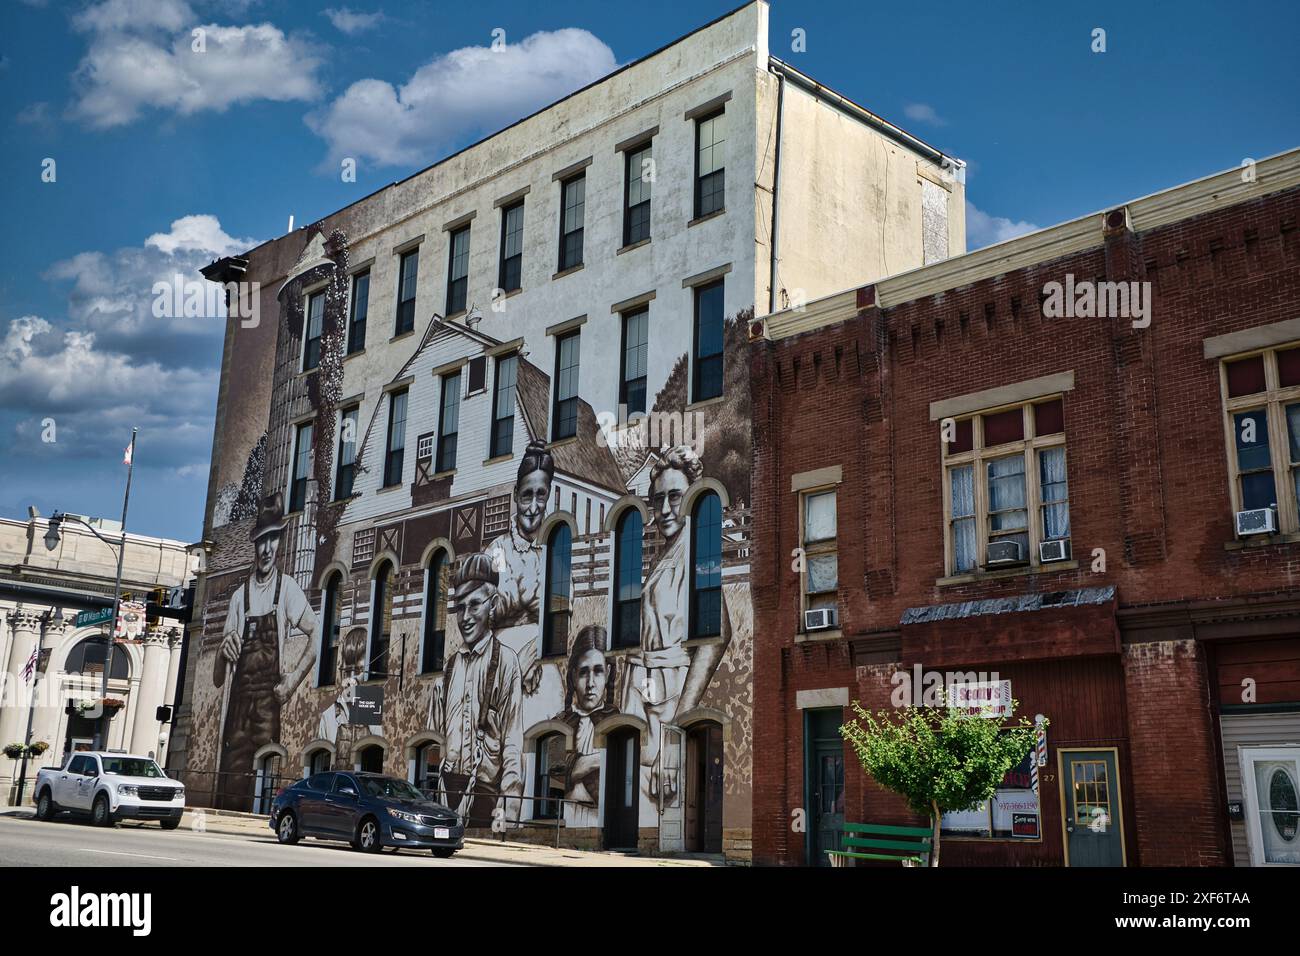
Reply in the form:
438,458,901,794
214,493,318,809
431,552,523,827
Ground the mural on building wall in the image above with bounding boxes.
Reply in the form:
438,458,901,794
186,226,753,849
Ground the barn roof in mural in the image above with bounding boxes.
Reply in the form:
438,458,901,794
515,359,626,494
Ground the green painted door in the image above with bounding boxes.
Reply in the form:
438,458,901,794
805,709,845,867
1061,749,1125,867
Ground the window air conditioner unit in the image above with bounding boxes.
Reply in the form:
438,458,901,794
1039,539,1071,564
985,540,1022,566
1235,507,1277,537
804,608,838,631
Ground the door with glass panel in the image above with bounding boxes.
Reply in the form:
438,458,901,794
1058,748,1126,866
1240,747,1300,866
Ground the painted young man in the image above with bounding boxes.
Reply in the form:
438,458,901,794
431,553,524,827
213,493,317,810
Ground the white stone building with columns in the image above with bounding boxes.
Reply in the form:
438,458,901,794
0,512,195,803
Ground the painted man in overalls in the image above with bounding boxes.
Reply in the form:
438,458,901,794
432,553,523,828
214,493,318,810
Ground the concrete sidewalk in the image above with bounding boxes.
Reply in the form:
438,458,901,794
1,806,724,867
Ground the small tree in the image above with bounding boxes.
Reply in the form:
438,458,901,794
840,697,1040,866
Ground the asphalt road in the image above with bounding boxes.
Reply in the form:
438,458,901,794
0,812,518,867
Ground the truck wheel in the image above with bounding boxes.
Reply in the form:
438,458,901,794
160,817,182,830
276,811,300,845
91,794,114,827
35,789,57,821
354,816,381,853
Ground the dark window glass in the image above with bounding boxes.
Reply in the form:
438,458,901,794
613,509,643,649
1279,347,1300,389
692,281,724,402
624,143,652,246
499,201,524,293
1226,354,1266,397
384,389,407,488
335,406,359,500
491,355,518,458
422,552,448,673
947,417,974,454
1234,408,1277,510
690,493,722,639
543,524,572,658
303,291,324,371
982,408,1024,446
1033,398,1065,437
309,750,331,774
371,563,393,677
467,355,487,393
446,226,470,315
289,422,313,514
348,271,369,354
695,112,726,218
414,742,441,794
620,308,649,417
437,372,461,473
559,175,585,271
307,773,334,792
396,248,419,335
552,331,581,441
319,573,341,686
534,733,566,819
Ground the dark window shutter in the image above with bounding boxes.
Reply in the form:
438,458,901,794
468,356,487,393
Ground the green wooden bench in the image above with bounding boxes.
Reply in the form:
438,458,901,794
826,823,933,867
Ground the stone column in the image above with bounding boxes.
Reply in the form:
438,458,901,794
130,626,171,757
27,614,70,774
0,608,43,790
159,628,183,763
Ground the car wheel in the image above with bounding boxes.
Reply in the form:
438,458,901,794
91,794,114,827
355,817,381,853
35,790,56,822
432,848,457,859
276,811,300,845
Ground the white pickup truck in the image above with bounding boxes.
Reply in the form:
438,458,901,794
34,752,185,829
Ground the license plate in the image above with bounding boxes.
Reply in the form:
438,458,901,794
434,827,450,840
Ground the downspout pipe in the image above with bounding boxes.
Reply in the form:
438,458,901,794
767,64,786,315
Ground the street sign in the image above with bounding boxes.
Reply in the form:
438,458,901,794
74,607,114,628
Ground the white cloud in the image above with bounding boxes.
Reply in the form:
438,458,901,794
67,0,323,129
307,28,618,167
145,214,257,257
323,7,386,35
965,201,1040,250
903,102,946,127
16,101,52,125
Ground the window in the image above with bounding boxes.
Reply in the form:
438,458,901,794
941,749,1040,839
1221,344,1300,533
384,389,408,488
690,492,722,639
348,271,369,354
414,741,440,794
943,397,1069,574
613,509,643,649
370,561,394,677
620,307,649,417
534,733,566,819
309,749,331,775
303,291,324,371
499,201,524,293
490,354,518,458
446,225,470,315
552,331,580,441
801,490,838,614
623,142,652,246
319,572,341,686
396,247,419,335
422,551,448,673
694,111,726,218
692,280,724,402
558,174,585,271
543,524,572,658
289,422,313,514
334,405,358,500
436,371,461,473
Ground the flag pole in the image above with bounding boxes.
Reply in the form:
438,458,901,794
94,427,137,751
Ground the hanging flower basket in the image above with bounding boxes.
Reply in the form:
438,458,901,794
101,698,126,712
29,741,49,756
2,743,24,760
2,741,51,760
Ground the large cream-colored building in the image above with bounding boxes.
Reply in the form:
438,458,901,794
0,512,195,801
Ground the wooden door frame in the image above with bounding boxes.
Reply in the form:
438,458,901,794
1057,746,1128,867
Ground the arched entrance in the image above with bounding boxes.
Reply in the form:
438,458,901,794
357,744,384,774
61,637,131,756
685,721,724,853
254,751,283,815
604,727,640,850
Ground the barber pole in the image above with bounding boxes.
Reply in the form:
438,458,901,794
1032,714,1048,796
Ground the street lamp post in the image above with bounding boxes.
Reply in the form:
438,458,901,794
44,427,137,751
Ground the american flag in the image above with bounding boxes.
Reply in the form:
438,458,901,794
123,441,133,466
21,646,38,683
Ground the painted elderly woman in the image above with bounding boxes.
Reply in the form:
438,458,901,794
485,440,554,700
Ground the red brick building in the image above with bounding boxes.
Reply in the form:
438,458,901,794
749,149,1300,867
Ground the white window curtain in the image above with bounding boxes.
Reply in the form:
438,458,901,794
1039,446,1071,539
950,465,976,572
804,491,837,543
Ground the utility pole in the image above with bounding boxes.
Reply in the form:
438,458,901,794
95,427,137,751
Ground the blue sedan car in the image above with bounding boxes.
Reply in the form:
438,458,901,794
271,771,464,857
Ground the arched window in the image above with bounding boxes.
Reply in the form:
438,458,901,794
534,733,566,820
65,637,129,681
689,493,722,639
308,748,331,775
422,551,448,673
414,740,441,794
370,561,394,677
613,509,643,649
319,572,342,686
357,744,384,774
542,524,572,658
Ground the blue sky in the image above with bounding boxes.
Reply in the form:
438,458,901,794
0,0,1296,541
